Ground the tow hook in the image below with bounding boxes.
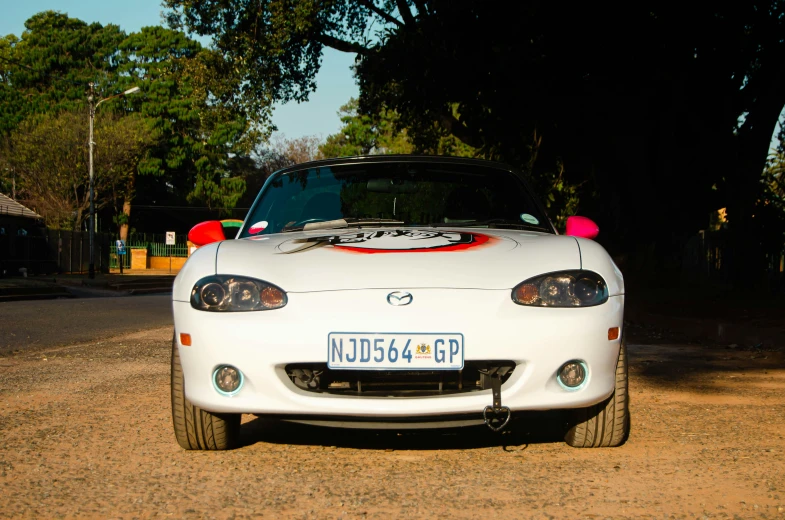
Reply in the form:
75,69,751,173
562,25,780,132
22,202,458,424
481,367,511,432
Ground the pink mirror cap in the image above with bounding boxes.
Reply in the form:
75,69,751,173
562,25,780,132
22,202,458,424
565,216,599,239
188,221,226,247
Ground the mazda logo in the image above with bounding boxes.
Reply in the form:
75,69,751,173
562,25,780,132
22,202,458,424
387,291,413,306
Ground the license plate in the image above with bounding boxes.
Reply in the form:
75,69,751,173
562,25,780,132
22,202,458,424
327,332,464,370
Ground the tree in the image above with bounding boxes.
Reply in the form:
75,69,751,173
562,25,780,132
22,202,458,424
0,11,125,135
767,150,785,204
0,13,154,236
98,113,162,239
319,97,481,158
0,13,270,236
759,144,785,261
320,98,413,157
117,26,266,228
235,134,324,208
8,110,154,229
272,134,324,165
165,1,785,283
0,11,129,218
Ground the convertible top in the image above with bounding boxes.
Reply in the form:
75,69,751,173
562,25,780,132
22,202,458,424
271,154,520,178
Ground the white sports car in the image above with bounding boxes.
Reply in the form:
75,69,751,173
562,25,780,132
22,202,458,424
171,155,628,450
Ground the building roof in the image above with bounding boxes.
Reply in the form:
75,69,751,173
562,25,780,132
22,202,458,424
0,193,43,220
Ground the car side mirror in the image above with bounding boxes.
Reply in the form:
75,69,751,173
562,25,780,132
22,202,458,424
565,216,599,239
188,220,226,247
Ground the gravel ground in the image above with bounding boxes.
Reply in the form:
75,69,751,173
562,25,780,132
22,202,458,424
1,327,784,519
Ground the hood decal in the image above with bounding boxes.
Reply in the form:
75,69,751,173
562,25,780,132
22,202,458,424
278,230,494,255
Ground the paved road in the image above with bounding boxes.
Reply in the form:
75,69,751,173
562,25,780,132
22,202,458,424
0,294,172,353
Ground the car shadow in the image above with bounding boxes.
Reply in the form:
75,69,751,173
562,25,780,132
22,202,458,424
627,342,784,391
238,411,568,451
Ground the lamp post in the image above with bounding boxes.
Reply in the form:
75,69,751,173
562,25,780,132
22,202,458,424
87,83,141,279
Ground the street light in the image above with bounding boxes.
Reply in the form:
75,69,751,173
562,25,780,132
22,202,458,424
87,84,141,279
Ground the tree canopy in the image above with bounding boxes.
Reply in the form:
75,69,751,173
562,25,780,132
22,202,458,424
0,11,267,235
320,98,413,157
319,97,477,159
0,11,125,135
8,110,154,229
1,4,783,283
117,26,261,213
165,0,785,280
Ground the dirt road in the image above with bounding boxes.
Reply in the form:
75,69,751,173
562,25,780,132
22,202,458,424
1,327,783,519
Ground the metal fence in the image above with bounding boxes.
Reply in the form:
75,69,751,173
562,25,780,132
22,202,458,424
150,243,188,257
0,228,193,274
122,233,189,247
0,229,111,275
108,233,189,269
682,229,785,287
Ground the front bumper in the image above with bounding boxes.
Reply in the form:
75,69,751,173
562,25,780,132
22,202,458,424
173,289,624,417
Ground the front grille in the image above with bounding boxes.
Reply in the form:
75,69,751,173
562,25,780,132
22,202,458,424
285,361,516,397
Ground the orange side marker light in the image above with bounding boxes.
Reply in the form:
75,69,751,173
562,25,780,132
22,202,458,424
608,327,620,341
180,333,192,346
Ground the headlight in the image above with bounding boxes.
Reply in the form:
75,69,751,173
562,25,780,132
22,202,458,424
190,275,288,312
512,270,608,307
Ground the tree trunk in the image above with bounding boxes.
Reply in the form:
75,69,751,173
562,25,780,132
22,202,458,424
74,208,82,232
726,97,785,289
120,173,135,242
120,198,131,242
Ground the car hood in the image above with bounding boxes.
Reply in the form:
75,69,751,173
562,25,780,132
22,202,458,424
214,227,580,292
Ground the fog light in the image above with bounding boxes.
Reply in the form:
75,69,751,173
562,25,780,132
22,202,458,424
213,365,244,396
558,361,587,390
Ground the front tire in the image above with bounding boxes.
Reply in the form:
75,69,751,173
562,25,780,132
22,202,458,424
564,339,630,448
171,336,240,450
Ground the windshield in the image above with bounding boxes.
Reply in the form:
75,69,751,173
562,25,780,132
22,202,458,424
239,161,553,237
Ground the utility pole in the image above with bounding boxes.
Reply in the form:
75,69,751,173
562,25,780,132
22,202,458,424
86,83,140,280
88,82,96,279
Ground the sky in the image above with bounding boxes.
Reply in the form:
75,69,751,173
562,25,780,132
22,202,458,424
0,0,359,141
